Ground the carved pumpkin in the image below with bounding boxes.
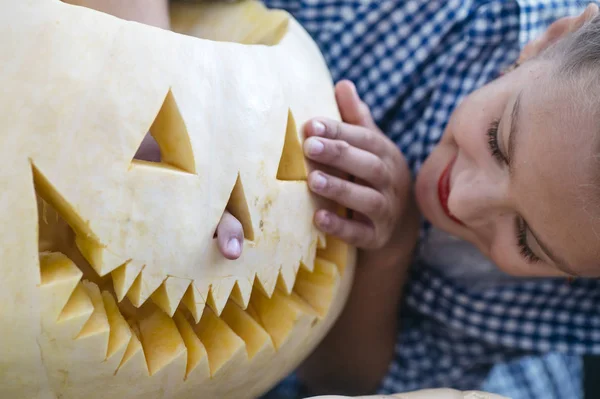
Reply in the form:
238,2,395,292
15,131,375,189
0,1,356,398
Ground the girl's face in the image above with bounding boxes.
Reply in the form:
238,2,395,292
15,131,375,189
416,59,600,278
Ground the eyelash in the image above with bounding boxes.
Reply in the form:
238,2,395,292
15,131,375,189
486,119,505,163
487,121,541,264
515,216,541,264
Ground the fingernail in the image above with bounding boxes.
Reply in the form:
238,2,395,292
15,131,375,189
318,211,331,227
312,121,326,136
310,173,327,190
227,238,241,255
307,138,324,155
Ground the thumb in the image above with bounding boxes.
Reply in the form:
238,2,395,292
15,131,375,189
335,80,378,130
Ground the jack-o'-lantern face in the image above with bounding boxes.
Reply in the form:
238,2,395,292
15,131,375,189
0,1,356,398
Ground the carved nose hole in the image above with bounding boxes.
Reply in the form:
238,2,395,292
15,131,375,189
214,173,255,242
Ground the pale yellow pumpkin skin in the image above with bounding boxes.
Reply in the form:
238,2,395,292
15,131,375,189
0,1,356,398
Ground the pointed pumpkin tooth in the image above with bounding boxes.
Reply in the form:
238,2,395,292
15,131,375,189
39,252,83,320
299,261,313,272
229,277,253,310
194,306,246,377
61,281,112,368
173,311,210,381
247,288,317,350
126,269,165,308
58,282,94,325
116,326,149,376
76,281,110,340
39,252,83,286
137,307,187,377
256,267,279,298
75,235,128,277
111,261,144,302
151,277,192,317
277,262,298,295
207,277,236,316
317,234,349,274
220,301,274,360
101,291,132,361
182,283,209,323
317,232,327,249
293,257,339,317
303,237,318,272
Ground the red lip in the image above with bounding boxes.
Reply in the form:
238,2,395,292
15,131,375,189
437,155,464,226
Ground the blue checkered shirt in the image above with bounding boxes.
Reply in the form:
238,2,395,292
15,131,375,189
259,1,600,398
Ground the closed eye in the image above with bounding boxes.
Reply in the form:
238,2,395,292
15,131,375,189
515,217,541,264
486,118,506,164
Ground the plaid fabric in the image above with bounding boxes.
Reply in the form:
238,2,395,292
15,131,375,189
258,1,600,398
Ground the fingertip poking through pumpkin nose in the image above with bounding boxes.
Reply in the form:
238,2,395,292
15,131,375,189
216,210,244,260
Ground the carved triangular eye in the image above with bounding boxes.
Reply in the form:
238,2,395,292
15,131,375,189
276,109,307,181
133,89,196,175
225,173,254,241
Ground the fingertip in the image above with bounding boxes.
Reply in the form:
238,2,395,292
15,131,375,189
225,237,242,260
335,81,369,127
218,234,242,260
335,79,357,96
311,120,326,136
303,137,325,158
314,209,332,230
217,211,244,260
307,170,327,191
304,119,326,139
336,80,359,105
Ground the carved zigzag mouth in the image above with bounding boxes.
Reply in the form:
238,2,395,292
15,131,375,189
37,191,348,380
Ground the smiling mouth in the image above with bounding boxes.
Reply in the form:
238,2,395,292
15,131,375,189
437,155,464,226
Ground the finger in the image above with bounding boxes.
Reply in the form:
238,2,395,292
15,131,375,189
304,118,386,157
313,209,378,248
134,132,161,162
216,210,244,260
308,170,387,221
335,80,378,130
304,136,390,189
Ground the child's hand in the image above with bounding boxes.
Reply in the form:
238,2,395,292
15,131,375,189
303,80,414,251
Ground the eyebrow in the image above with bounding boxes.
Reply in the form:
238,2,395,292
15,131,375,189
506,90,522,175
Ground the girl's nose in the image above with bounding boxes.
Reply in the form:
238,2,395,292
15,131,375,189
448,162,509,227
